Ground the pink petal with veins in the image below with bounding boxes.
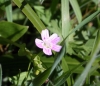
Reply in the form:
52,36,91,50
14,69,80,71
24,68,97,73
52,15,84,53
35,38,43,49
49,33,60,44
51,44,62,52
43,47,52,55
41,29,49,41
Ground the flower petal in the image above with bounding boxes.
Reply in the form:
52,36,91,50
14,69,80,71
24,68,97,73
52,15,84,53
41,29,49,41
49,33,60,44
51,44,62,52
35,38,43,49
43,47,52,55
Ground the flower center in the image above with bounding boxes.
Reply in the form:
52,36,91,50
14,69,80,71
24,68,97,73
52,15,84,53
43,40,52,48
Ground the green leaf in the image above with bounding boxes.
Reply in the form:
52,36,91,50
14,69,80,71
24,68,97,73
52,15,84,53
73,29,100,86
0,21,28,44
69,0,82,23
0,64,2,86
0,37,21,47
5,0,12,22
49,20,62,39
12,0,46,33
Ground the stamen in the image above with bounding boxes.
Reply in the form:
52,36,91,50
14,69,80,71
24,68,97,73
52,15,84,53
43,40,52,48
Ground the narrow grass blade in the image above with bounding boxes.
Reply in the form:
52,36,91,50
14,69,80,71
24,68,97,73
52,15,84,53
69,0,82,23
5,0,12,22
50,45,65,75
13,0,46,33
61,0,71,38
61,57,71,86
61,0,71,53
74,30,100,86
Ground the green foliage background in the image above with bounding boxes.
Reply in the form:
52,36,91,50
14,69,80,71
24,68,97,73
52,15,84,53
0,0,100,86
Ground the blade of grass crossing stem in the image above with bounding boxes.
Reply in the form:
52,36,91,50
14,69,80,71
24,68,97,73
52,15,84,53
61,57,71,86
54,61,86,86
69,10,100,36
31,46,65,86
61,10,100,44
61,0,71,53
69,0,82,23
0,65,2,86
5,0,12,22
49,45,65,75
74,30,100,86
13,0,46,33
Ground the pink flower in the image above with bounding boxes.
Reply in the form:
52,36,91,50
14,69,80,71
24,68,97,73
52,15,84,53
35,29,62,55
